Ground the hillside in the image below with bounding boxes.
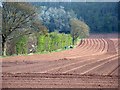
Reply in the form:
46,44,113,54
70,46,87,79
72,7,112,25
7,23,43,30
32,2,118,33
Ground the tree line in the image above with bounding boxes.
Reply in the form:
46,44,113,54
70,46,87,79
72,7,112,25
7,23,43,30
33,2,118,33
15,32,72,55
1,2,89,56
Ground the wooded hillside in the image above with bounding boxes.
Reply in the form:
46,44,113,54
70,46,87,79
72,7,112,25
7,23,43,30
32,2,118,33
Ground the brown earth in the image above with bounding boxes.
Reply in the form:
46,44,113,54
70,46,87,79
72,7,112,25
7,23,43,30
2,34,120,88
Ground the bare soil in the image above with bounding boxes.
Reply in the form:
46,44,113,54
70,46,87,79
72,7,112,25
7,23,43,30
2,34,120,88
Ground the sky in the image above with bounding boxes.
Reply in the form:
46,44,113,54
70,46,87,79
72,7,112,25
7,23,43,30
1,0,119,2
0,2,2,7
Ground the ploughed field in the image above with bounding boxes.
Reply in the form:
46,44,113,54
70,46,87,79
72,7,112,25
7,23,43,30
2,34,120,88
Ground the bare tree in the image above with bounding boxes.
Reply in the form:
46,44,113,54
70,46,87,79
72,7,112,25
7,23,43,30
2,2,46,56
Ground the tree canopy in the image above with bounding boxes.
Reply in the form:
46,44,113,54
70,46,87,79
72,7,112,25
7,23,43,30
70,18,89,45
2,2,47,55
39,6,76,33
32,2,118,33
2,2,36,41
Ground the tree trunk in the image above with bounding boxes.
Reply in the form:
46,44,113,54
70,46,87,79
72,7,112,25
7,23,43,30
2,41,7,56
72,37,75,45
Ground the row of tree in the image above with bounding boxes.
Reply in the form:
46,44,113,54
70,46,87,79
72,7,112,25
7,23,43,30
1,2,90,56
37,32,72,52
14,32,72,55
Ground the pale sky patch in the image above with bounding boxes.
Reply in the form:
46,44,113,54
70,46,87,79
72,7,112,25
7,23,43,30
0,2,2,7
1,0,119,2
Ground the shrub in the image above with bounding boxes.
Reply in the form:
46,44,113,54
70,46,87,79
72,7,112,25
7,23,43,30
37,32,72,53
16,36,28,55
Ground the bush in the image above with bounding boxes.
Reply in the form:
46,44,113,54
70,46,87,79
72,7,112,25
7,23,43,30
16,36,28,55
37,32,72,53
15,32,73,55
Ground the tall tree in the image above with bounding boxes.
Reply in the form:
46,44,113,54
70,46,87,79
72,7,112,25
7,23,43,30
0,6,2,56
2,2,45,56
70,18,89,45
39,6,77,33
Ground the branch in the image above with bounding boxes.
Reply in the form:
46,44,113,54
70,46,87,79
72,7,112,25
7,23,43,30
7,30,32,41
11,12,35,31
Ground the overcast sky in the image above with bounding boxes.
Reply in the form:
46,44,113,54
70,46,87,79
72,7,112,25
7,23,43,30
1,0,119,2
